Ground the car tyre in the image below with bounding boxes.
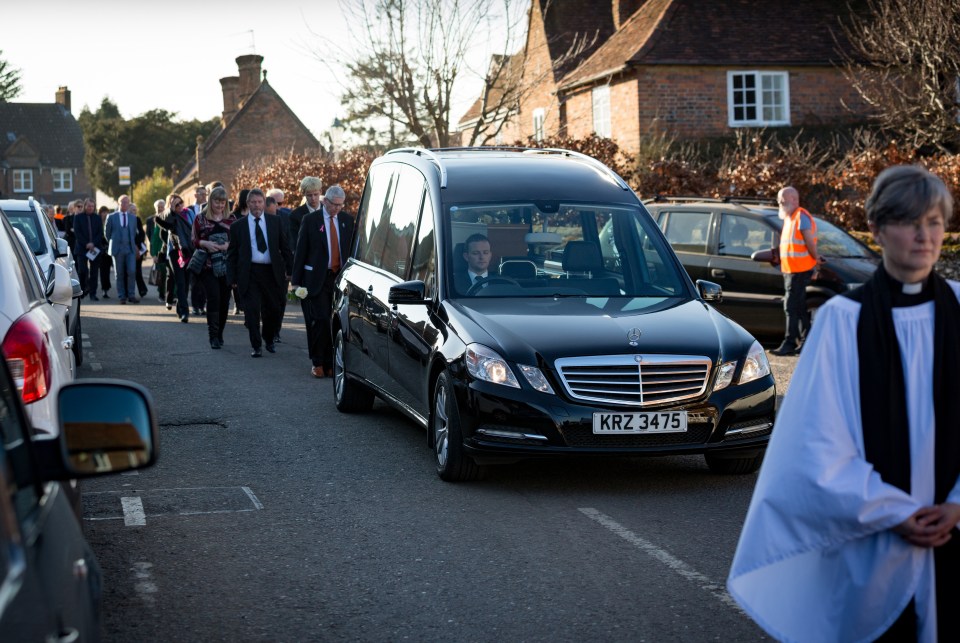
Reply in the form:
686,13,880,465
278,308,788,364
334,329,375,413
704,451,764,475
432,371,484,482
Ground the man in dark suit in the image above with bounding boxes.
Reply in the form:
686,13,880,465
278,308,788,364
227,188,293,357
291,185,353,377
453,233,492,295
288,175,323,246
73,198,104,301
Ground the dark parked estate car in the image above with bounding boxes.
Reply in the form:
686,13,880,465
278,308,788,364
0,360,158,640
333,148,776,480
644,196,880,338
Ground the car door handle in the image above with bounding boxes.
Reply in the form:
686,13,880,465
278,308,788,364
62,336,75,350
711,269,726,278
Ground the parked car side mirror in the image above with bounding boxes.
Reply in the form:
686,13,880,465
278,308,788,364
58,380,158,477
54,237,69,259
31,380,159,481
45,263,74,306
696,279,723,303
389,280,428,305
750,248,780,266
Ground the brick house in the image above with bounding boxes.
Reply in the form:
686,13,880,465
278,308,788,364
460,0,871,156
457,0,619,146
174,55,320,203
0,86,91,206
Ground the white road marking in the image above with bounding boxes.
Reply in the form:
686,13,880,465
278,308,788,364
90,363,102,372
241,486,264,510
121,496,146,526
578,507,742,613
131,561,157,605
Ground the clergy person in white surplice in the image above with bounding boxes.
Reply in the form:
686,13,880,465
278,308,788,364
728,165,960,643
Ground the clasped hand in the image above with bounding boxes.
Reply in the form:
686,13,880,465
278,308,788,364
894,502,960,547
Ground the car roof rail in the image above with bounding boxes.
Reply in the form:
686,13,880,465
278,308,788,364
721,195,777,206
523,148,631,190
386,147,448,188
643,194,778,210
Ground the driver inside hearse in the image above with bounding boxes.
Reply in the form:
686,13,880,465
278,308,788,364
453,233,492,294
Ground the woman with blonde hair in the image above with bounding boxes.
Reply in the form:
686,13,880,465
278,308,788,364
191,186,235,348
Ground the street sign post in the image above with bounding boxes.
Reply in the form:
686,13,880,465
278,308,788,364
119,166,131,186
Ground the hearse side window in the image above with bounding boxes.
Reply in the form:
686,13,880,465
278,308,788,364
379,165,425,279
410,193,436,298
355,164,398,267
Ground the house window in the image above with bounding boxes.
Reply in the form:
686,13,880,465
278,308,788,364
53,168,72,192
592,85,611,138
12,169,32,193
532,108,545,143
728,71,790,127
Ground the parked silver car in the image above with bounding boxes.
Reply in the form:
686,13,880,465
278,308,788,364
0,212,76,435
0,198,83,365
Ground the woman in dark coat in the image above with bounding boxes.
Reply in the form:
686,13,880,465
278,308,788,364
191,186,235,348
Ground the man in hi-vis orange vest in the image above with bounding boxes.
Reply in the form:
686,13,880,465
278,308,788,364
770,186,821,356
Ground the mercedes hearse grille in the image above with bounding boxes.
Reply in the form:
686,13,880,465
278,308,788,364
555,355,712,407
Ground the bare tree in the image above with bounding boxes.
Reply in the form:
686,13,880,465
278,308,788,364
332,0,525,148
0,50,23,101
841,0,960,150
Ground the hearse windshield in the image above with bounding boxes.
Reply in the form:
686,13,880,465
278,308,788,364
447,201,687,299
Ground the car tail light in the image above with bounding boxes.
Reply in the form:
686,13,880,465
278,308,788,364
2,316,51,404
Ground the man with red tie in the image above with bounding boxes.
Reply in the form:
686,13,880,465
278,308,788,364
291,185,353,378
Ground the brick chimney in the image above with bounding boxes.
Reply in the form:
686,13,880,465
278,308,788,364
236,54,264,105
613,0,646,29
55,86,71,113
220,76,239,126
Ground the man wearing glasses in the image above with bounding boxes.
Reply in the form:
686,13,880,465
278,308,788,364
290,185,353,378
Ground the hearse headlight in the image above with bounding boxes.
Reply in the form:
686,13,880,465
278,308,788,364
465,344,520,388
738,341,771,384
518,364,555,394
714,361,737,391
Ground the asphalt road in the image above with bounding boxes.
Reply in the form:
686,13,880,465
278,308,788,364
78,289,798,642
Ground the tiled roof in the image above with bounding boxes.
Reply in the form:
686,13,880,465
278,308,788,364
560,0,865,90
538,0,617,80
0,102,84,166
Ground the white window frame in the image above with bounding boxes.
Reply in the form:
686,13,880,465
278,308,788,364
52,168,72,192
532,108,545,143
12,169,32,193
727,71,790,127
592,85,611,138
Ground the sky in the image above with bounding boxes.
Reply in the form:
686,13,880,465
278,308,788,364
3,0,492,146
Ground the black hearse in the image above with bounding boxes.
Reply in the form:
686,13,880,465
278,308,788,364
332,148,776,481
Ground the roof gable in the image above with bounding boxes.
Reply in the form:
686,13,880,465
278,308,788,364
560,0,865,90
0,103,84,166
176,80,320,184
537,0,617,81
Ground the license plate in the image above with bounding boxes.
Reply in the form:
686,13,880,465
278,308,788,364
592,411,687,434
